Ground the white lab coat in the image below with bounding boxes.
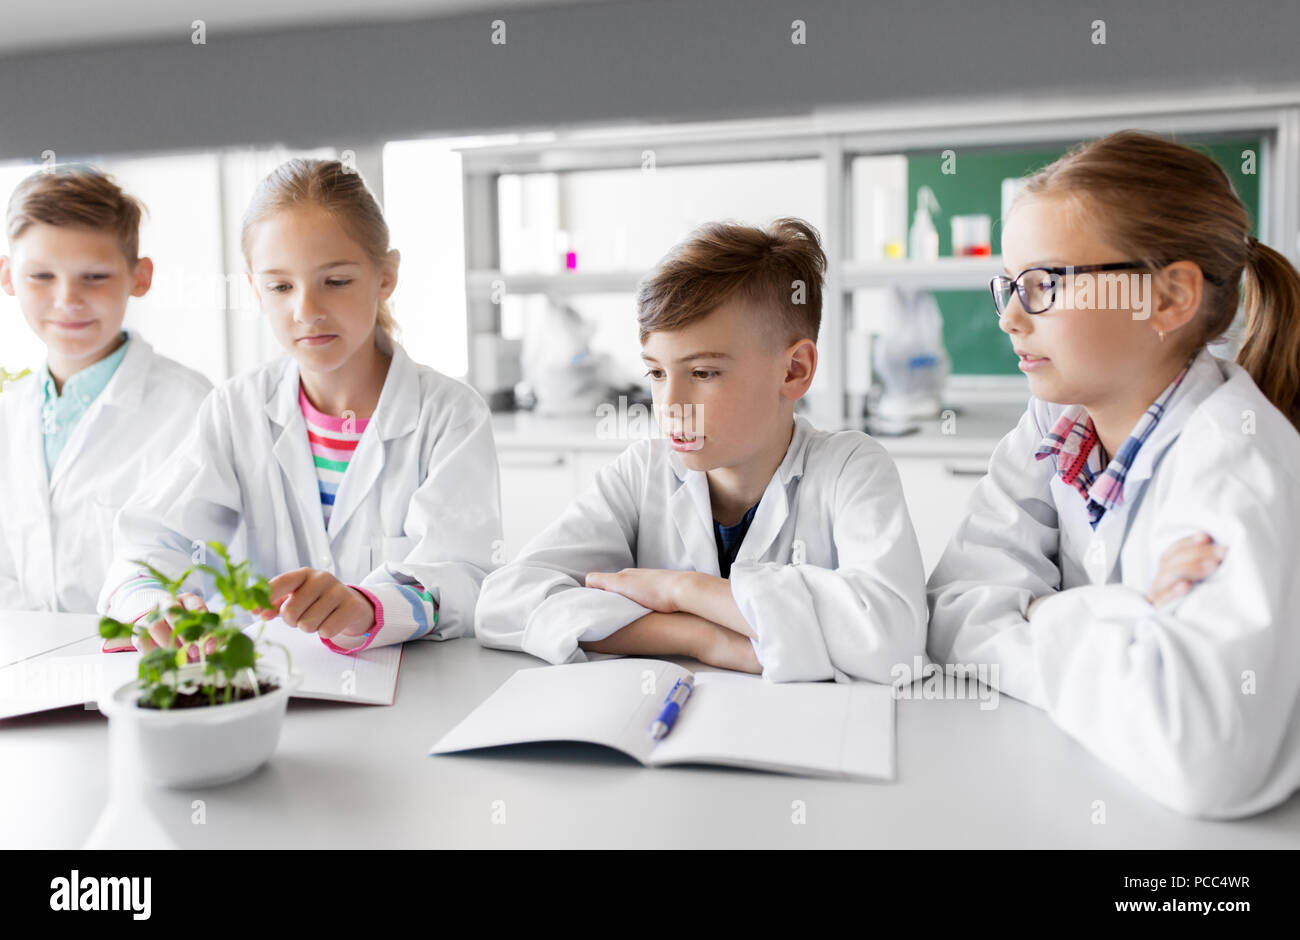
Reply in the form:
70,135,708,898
97,339,503,647
476,414,929,682
0,330,212,613
927,347,1300,819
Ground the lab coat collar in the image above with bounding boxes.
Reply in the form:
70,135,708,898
1072,346,1227,584
666,413,814,485
263,334,420,443
666,414,814,575
6,364,51,517
93,329,152,412
1109,346,1226,496
265,337,421,541
48,329,153,490
327,340,422,536
266,355,328,547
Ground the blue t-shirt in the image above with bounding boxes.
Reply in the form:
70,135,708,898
714,500,761,579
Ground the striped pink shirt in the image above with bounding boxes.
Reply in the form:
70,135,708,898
299,384,369,527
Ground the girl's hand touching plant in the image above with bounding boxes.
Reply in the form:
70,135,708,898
140,592,211,660
97,542,290,709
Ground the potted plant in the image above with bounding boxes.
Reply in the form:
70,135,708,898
97,542,301,788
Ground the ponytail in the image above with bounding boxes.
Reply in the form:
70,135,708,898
1238,236,1300,428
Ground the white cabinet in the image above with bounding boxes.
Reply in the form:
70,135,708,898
891,456,988,578
497,450,578,562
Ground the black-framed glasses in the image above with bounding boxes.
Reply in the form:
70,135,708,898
989,262,1226,317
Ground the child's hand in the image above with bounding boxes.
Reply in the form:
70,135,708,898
586,568,686,613
268,568,375,640
694,621,762,674
1147,532,1226,607
140,593,209,660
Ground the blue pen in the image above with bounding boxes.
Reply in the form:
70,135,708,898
650,676,694,740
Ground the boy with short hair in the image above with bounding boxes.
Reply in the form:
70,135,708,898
0,168,212,612
475,218,927,682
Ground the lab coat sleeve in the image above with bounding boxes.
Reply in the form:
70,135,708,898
925,404,1063,705
1014,462,1300,819
351,392,502,648
728,441,930,683
97,389,244,623
474,444,654,664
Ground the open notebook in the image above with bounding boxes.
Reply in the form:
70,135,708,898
431,658,896,781
0,613,401,719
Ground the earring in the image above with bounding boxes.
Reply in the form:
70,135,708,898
1158,329,1165,342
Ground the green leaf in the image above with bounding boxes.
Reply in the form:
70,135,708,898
98,617,132,640
139,647,176,677
223,632,256,673
155,684,177,710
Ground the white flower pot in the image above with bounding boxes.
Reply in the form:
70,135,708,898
98,664,302,788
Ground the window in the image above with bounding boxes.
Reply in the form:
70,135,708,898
382,139,471,379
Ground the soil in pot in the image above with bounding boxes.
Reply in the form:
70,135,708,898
138,679,280,710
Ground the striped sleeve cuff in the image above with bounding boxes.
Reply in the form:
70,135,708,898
114,578,172,623
320,584,385,653
102,578,171,652
321,581,439,653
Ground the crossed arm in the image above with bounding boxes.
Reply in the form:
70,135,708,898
579,569,760,673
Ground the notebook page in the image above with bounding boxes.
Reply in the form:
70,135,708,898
0,635,129,718
0,611,101,670
246,618,401,705
431,658,690,764
646,672,896,781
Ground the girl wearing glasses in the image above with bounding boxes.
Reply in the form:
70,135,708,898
927,130,1300,819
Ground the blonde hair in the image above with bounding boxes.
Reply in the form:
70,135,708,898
1018,130,1300,429
6,166,146,264
240,158,397,340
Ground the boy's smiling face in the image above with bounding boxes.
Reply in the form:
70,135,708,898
641,297,814,474
0,222,149,374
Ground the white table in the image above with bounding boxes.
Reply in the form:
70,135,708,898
3,627,1299,849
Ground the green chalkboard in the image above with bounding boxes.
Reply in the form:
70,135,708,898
907,136,1262,374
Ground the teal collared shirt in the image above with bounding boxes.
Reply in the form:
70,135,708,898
41,331,131,475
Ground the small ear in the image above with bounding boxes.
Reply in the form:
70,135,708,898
379,248,401,300
782,338,818,400
1149,260,1205,337
130,257,155,297
0,256,13,296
